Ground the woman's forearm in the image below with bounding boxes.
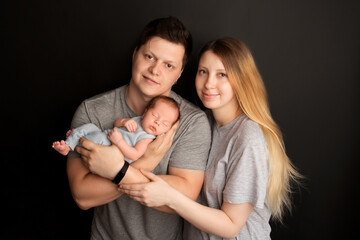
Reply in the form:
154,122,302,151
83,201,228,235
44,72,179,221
167,189,252,239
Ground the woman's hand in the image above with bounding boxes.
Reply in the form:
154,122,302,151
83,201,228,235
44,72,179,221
119,169,175,207
75,138,125,180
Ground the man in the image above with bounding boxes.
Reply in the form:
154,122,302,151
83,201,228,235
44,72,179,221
66,16,211,239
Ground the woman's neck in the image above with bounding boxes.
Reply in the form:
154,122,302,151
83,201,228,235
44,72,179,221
212,103,243,127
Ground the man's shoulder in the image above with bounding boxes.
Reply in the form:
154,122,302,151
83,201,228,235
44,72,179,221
169,92,210,138
82,86,125,107
170,91,205,117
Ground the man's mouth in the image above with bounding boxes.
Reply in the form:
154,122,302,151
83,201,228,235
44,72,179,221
143,75,159,85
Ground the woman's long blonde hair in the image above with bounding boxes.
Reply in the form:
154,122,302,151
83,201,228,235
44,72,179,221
199,38,302,222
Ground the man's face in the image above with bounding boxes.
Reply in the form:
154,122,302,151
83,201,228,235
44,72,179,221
131,36,185,99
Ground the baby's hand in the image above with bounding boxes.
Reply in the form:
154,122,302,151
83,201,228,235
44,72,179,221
124,119,138,132
108,128,123,145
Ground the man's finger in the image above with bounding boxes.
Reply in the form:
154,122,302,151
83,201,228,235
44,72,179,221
75,145,90,157
81,155,89,168
162,120,179,144
80,137,97,150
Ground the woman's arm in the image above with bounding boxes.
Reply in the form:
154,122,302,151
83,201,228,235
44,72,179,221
119,170,254,239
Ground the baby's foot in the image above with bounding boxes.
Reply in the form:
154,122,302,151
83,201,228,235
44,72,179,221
52,140,71,156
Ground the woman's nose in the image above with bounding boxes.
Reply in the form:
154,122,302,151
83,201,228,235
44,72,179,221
205,76,216,89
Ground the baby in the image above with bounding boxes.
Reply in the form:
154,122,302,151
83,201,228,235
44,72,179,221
52,96,180,162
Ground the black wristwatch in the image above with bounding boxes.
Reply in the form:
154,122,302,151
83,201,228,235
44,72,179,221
112,161,129,184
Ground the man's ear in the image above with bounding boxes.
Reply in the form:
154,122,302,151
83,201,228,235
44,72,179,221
132,47,138,60
174,70,183,85
178,70,183,79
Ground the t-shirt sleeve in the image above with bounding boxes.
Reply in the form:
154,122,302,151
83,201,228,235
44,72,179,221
67,101,92,159
223,136,269,209
168,111,211,170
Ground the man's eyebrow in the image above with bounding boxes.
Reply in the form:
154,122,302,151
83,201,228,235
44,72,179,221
147,49,179,66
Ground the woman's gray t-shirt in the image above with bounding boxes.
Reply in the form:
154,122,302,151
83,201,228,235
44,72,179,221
184,113,271,240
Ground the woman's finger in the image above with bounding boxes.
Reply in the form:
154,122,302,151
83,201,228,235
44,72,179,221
139,169,160,182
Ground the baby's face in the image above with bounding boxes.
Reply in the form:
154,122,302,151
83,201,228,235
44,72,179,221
142,100,179,136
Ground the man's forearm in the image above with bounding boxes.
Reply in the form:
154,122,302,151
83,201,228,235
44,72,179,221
67,157,122,210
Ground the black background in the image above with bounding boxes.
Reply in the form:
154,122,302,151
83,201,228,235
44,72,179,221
2,0,359,239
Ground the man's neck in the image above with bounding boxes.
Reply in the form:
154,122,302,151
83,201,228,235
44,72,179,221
125,83,149,116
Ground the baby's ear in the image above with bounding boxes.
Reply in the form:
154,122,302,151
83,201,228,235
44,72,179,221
142,109,148,117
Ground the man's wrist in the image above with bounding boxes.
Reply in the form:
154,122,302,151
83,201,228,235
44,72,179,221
112,161,129,184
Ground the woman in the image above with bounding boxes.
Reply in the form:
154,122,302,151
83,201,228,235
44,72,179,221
119,38,302,239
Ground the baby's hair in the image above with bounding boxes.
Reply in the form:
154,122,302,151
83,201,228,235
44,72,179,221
145,96,180,123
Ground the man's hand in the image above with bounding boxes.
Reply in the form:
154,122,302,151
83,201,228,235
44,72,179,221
75,138,125,180
140,121,179,160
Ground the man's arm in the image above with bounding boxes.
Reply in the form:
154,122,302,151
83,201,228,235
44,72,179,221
66,156,121,210
68,122,179,209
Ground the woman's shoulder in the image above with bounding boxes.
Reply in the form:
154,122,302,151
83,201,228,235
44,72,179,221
235,115,265,143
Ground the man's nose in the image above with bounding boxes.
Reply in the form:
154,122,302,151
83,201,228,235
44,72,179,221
149,61,161,75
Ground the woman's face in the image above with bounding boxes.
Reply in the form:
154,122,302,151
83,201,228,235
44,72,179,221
195,51,237,113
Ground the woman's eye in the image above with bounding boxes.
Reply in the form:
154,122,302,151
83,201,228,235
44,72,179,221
199,69,206,74
146,54,153,60
219,73,227,77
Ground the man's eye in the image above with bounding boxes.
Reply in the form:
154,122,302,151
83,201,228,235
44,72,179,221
146,54,153,60
166,64,173,69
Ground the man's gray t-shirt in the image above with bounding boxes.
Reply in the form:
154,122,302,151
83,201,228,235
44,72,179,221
69,85,211,240
183,113,271,240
